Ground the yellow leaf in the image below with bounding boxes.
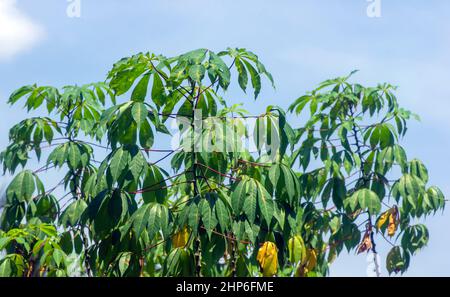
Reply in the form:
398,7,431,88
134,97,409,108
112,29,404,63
376,211,389,230
172,226,190,248
387,213,398,237
377,206,400,237
305,249,317,271
295,248,317,277
257,241,278,277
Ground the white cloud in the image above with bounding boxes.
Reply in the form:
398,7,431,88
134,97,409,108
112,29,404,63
0,0,45,61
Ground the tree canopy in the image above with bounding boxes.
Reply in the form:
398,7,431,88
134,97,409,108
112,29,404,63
0,48,445,277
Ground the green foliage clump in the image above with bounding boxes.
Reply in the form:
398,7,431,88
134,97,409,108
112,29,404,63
0,48,445,277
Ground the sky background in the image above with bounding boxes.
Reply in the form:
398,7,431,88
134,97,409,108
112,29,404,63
0,0,449,276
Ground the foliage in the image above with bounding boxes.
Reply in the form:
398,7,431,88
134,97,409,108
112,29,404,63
0,48,445,277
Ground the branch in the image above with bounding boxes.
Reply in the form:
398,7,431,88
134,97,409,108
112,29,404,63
195,162,240,181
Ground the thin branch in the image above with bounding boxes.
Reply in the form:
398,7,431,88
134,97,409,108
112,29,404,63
195,162,240,181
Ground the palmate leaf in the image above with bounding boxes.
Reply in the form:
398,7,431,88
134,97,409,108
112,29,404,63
208,52,230,90
142,165,167,204
6,170,44,203
8,85,36,104
231,176,274,225
176,192,229,238
386,246,410,275
88,189,136,238
0,117,63,172
108,53,150,96
102,99,161,149
66,142,92,169
392,174,425,207
423,186,445,212
268,162,301,205
59,199,87,227
344,188,381,215
188,65,206,83
214,190,232,232
124,202,170,240
27,194,59,222
401,224,429,254
409,159,429,184
98,145,148,188
199,194,218,238
163,247,194,277
180,48,208,64
357,189,381,214
107,147,131,184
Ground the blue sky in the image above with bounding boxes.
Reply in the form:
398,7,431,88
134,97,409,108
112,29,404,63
0,0,449,276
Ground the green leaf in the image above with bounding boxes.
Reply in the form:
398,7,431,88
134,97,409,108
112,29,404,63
242,60,261,99
108,147,131,183
188,65,206,83
39,224,57,237
332,178,346,210
386,246,409,275
243,185,257,223
9,85,35,104
288,235,306,263
231,179,247,214
188,201,200,232
215,195,230,231
127,203,162,239
151,73,166,108
199,197,217,238
257,182,274,226
395,174,425,207
131,102,148,126
139,120,154,149
355,188,381,214
68,143,81,169
0,258,14,276
142,165,167,204
53,249,65,267
128,149,147,182
401,224,429,254
60,199,87,227
379,124,394,149
409,159,429,184
208,52,230,89
235,59,248,92
128,204,149,238
181,49,208,64
131,72,151,102
6,170,35,203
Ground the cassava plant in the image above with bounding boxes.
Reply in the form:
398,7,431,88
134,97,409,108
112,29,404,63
0,48,445,277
